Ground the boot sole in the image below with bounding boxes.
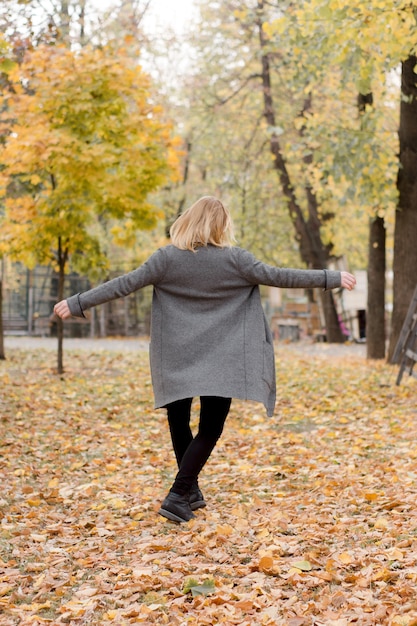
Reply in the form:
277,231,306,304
158,507,194,523
190,500,206,511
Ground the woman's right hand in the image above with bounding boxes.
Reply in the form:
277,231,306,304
340,272,356,291
54,300,71,319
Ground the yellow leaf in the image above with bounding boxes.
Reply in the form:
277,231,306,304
33,573,46,591
258,555,274,572
0,585,13,597
103,610,118,619
130,511,144,521
216,524,234,536
391,615,417,625
288,567,304,577
374,517,389,530
372,567,395,582
109,498,127,509
338,552,353,565
27,498,42,506
70,462,84,471
386,547,404,561
364,492,378,502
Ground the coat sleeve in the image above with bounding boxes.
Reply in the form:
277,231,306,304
67,248,167,318
234,248,341,290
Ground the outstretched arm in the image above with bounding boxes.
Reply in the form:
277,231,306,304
53,248,167,320
235,248,356,291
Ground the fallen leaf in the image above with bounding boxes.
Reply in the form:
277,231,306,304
292,560,312,572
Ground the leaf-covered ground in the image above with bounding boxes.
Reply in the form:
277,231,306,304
0,343,416,626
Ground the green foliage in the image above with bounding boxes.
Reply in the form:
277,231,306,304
259,0,407,263
264,0,414,197
152,0,302,267
162,0,374,268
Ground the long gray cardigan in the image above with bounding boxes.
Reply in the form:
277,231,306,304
67,245,341,416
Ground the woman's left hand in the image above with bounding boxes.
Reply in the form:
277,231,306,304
54,300,71,319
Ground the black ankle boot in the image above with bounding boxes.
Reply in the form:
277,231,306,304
189,486,206,511
159,492,195,523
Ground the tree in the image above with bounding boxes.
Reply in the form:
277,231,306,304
0,43,179,372
264,0,416,356
0,33,17,361
0,0,118,47
356,92,387,360
389,54,417,361
255,0,346,342
367,214,386,359
147,4,300,268
0,259,4,361
187,0,367,341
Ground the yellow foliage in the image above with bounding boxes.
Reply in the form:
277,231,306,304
0,43,180,272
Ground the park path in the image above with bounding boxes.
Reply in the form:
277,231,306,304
4,334,367,357
4,335,150,353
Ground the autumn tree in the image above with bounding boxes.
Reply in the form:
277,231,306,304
148,0,415,352
253,0,345,342
389,54,417,361
184,0,371,341
162,56,298,266
359,92,387,361
144,5,300,267
262,0,414,358
0,43,178,372
0,34,16,361
1,0,108,46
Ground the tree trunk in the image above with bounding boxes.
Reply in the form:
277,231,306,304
57,237,68,375
0,267,5,360
79,0,86,45
366,216,386,359
256,1,344,342
388,56,417,362
165,138,192,238
357,92,387,359
57,269,65,375
90,307,96,338
99,304,107,337
60,0,71,44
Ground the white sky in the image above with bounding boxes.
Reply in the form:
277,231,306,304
144,0,197,33
86,0,197,38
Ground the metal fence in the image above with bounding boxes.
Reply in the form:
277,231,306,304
2,262,152,338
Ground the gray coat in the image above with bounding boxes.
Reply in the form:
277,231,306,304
67,245,341,416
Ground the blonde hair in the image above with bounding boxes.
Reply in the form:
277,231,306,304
169,196,234,251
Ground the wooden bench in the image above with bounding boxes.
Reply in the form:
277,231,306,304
3,317,28,334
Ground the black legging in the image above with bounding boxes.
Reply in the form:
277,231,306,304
166,396,232,496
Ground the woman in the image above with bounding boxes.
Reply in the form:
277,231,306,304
54,196,356,523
